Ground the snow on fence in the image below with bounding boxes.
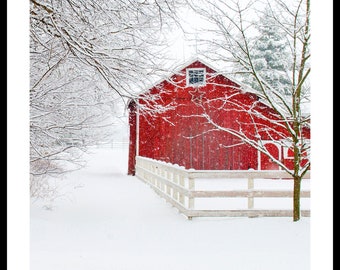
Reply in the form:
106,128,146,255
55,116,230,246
135,156,310,219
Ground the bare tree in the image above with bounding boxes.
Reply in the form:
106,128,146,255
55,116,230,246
185,0,310,221
30,0,182,199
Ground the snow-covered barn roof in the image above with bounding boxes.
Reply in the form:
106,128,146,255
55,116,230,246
128,55,310,119
134,55,260,96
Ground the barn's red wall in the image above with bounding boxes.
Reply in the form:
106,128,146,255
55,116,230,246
128,60,310,172
128,101,137,175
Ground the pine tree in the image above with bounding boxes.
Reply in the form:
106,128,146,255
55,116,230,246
241,7,292,95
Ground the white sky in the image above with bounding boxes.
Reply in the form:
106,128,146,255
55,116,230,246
7,0,333,269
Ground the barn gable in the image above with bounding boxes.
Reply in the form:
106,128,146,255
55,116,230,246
128,58,310,175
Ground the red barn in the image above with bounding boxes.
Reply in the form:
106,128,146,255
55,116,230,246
128,58,310,175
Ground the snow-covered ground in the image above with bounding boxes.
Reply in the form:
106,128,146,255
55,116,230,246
30,146,312,270
7,1,333,269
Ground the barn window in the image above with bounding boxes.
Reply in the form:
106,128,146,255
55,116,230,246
186,68,206,86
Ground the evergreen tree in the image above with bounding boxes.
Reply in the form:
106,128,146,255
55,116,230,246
241,7,292,95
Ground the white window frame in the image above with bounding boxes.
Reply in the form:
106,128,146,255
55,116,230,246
257,140,282,170
283,139,310,159
186,68,206,86
283,146,294,159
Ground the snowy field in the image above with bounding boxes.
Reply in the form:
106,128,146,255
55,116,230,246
30,145,312,270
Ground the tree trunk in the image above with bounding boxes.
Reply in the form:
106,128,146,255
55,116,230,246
293,175,301,221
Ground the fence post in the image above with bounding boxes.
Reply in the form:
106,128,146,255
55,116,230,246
160,166,165,192
248,177,254,215
187,174,195,220
166,169,171,196
179,174,185,205
173,172,179,201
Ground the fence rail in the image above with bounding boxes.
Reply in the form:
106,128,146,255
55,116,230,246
95,141,129,148
135,156,310,219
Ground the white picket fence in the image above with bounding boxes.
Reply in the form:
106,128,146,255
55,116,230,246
135,156,310,219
